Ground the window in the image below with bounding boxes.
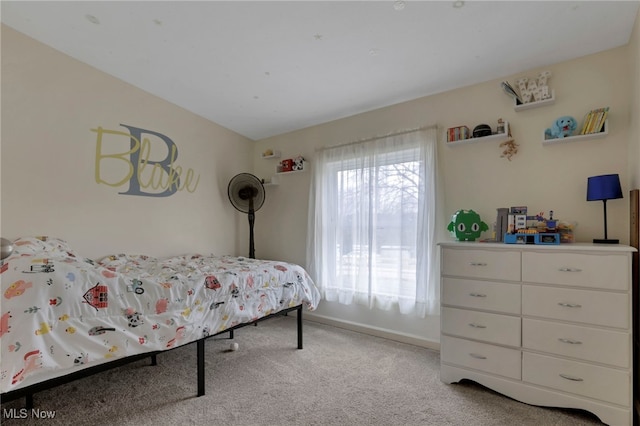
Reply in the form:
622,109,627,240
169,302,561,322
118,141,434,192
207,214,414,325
307,127,439,317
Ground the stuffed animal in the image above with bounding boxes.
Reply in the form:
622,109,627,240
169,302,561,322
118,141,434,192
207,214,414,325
292,156,305,171
447,209,488,241
545,116,577,139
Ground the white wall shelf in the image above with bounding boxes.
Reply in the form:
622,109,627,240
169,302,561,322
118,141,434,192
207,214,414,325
276,160,308,174
446,122,510,146
542,120,608,145
276,169,307,175
514,90,555,111
276,170,306,175
260,175,279,186
261,150,281,159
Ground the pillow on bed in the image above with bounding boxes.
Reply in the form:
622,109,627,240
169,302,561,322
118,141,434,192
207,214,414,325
10,236,80,258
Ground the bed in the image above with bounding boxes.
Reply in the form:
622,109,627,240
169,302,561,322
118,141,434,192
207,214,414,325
0,236,320,406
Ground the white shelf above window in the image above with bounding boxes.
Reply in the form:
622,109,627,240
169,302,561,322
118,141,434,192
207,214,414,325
514,90,555,111
446,122,510,146
542,120,608,145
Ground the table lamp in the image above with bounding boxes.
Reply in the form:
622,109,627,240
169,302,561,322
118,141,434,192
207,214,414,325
586,174,623,244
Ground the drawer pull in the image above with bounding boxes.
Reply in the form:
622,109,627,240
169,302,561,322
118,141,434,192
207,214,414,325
558,267,582,272
557,302,582,308
468,323,487,329
469,353,487,360
559,373,584,382
469,293,487,298
469,262,487,266
558,338,583,345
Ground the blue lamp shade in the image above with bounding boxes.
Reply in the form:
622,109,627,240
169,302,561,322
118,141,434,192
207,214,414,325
586,174,623,201
586,174,623,244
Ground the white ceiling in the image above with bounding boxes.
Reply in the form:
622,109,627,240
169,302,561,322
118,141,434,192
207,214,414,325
2,1,639,140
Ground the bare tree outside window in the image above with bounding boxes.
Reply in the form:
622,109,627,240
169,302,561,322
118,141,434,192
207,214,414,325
335,160,419,298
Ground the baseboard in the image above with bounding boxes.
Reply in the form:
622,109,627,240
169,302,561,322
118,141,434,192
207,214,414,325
303,312,441,351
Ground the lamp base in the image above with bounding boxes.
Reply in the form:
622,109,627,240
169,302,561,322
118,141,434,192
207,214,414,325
593,238,619,244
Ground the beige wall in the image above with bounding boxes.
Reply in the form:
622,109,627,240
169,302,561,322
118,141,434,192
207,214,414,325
1,25,254,260
2,18,637,346
254,44,634,346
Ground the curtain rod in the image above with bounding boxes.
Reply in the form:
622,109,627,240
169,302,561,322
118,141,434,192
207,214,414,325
316,124,437,152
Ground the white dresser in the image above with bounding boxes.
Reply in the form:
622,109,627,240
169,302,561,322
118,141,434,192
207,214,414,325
439,242,636,426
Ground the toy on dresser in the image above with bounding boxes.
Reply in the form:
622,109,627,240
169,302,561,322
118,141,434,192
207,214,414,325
447,209,488,242
503,207,561,245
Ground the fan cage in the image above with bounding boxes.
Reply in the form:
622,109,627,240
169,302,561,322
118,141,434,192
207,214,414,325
228,173,265,213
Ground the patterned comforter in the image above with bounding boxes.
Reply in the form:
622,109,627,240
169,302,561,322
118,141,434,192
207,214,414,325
0,237,320,394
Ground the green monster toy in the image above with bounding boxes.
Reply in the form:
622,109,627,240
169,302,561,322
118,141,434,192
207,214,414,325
447,209,488,241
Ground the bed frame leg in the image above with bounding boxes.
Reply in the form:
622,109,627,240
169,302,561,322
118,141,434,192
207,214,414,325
229,329,234,339
297,305,303,349
25,394,33,410
197,339,205,396
150,354,157,366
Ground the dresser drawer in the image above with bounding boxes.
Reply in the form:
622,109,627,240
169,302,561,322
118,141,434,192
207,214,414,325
522,318,630,368
442,307,520,346
441,336,521,379
442,248,520,281
522,251,629,290
522,352,630,406
442,278,521,314
522,285,629,329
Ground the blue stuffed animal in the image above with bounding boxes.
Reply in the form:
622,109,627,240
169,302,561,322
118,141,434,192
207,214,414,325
545,116,577,139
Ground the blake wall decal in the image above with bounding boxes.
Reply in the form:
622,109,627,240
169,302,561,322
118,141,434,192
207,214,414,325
92,124,200,197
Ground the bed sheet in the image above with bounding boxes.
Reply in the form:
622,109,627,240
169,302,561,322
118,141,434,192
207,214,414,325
0,237,320,394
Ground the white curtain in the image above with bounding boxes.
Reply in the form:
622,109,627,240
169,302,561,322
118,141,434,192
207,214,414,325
307,126,439,317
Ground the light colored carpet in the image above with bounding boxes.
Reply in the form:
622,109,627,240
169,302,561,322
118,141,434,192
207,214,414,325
1,316,603,425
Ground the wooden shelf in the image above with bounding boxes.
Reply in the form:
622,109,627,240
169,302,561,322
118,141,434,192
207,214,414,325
446,122,510,146
542,120,608,145
514,90,555,111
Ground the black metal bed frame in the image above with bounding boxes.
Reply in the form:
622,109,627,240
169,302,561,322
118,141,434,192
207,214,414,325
1,304,303,409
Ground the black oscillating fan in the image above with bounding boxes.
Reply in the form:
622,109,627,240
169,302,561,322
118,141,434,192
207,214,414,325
227,173,265,259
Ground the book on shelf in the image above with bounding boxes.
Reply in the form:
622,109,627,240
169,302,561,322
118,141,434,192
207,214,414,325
501,81,522,104
587,107,608,134
447,125,469,142
580,107,609,134
580,111,593,135
594,107,609,133
587,109,600,134
581,109,598,134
